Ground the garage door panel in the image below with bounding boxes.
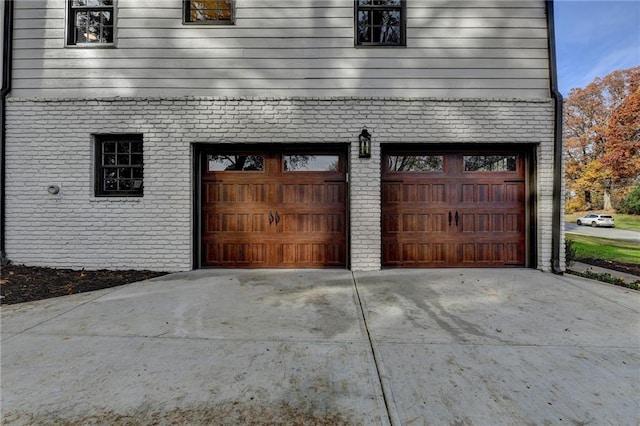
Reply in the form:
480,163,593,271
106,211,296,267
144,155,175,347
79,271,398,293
493,214,504,232
204,182,269,205
427,184,446,203
402,185,420,202
275,243,343,266
326,183,346,204
383,183,402,204
402,214,416,232
505,243,522,263
327,214,344,233
384,214,400,233
325,244,345,266
204,213,265,234
462,184,475,202
505,214,522,232
383,241,451,266
204,243,268,267
505,182,525,202
461,214,475,232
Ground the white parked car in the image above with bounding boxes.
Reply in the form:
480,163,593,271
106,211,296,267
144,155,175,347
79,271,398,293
576,214,615,228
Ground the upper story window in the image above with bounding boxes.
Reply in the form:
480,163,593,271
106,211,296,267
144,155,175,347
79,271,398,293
184,0,234,24
356,0,405,46
67,0,115,46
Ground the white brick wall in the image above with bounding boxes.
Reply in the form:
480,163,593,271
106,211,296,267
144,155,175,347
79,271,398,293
5,97,557,272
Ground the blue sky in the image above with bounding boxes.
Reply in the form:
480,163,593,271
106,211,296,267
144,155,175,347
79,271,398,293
554,0,640,96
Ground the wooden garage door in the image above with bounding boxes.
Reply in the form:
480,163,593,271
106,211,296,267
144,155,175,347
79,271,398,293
201,149,347,268
382,152,526,267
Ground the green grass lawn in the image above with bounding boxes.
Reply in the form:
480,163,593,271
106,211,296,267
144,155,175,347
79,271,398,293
565,211,640,231
565,234,640,265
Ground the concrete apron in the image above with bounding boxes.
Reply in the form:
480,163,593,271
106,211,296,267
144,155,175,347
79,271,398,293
1,269,638,425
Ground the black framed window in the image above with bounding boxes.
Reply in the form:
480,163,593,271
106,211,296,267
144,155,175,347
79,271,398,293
67,0,115,46
184,0,234,24
95,135,143,197
356,0,405,46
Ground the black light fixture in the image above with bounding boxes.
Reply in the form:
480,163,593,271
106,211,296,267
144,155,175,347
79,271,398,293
359,127,371,158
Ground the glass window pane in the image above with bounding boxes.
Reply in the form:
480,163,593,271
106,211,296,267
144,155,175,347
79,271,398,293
283,155,340,172
103,154,116,165
131,141,143,153
208,155,263,171
117,142,131,153
120,179,132,190
189,0,233,21
104,179,117,191
357,11,371,43
118,168,132,179
131,154,143,165
388,155,443,172
464,156,517,172
117,154,130,165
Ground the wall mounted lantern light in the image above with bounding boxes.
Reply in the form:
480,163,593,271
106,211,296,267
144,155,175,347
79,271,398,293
358,127,371,158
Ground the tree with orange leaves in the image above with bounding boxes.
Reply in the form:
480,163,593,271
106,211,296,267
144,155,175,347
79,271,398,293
563,66,640,212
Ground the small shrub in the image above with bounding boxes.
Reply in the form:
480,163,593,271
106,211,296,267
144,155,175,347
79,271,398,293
617,186,640,214
565,238,577,267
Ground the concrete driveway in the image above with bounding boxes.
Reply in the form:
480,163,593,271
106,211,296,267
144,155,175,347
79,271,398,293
2,269,639,425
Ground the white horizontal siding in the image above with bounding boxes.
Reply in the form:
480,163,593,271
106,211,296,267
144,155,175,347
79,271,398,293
11,0,551,99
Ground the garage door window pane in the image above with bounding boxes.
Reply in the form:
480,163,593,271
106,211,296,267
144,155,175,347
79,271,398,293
208,155,264,171
464,156,517,172
283,155,340,171
388,155,443,172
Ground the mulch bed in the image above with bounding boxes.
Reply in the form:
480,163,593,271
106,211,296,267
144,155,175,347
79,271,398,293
1,264,168,305
576,258,640,277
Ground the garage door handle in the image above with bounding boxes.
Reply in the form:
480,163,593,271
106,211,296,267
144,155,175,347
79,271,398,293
448,211,452,227
455,211,459,227
275,211,281,225
268,211,274,226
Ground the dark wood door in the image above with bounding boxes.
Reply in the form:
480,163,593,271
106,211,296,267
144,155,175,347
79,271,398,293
201,150,347,268
382,152,526,267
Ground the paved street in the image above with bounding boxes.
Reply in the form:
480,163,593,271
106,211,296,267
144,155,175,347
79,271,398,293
565,222,640,243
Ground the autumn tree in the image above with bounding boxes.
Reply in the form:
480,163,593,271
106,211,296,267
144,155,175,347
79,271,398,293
563,66,640,212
